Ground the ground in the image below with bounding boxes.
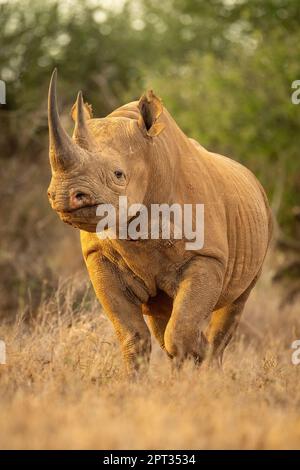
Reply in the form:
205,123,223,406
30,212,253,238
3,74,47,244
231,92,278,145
0,259,300,450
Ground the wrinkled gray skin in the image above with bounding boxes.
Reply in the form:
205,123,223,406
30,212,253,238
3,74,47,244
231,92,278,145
48,70,273,375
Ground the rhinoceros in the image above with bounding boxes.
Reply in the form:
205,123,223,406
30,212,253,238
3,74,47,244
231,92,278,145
47,70,272,375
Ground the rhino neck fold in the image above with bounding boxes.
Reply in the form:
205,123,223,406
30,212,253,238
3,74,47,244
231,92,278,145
144,110,201,207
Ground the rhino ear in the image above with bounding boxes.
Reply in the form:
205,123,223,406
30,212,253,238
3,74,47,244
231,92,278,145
71,99,93,122
138,90,165,137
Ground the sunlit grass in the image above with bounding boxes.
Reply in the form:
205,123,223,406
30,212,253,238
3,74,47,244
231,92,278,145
0,266,299,449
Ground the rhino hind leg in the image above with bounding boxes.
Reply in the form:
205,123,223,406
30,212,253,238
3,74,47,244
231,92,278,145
147,316,170,350
142,290,173,350
205,303,244,367
205,276,259,367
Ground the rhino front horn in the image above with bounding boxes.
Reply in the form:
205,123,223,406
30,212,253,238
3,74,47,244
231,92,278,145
48,68,79,170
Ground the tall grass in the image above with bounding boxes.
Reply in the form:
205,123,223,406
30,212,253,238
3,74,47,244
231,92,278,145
0,263,299,449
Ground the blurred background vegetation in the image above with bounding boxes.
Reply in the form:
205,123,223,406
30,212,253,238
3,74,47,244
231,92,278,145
0,0,299,318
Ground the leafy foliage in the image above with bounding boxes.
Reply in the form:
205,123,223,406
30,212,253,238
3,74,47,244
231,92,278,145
0,1,299,316
1,0,299,230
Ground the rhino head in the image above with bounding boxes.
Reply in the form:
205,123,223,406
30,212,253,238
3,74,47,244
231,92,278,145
47,69,168,232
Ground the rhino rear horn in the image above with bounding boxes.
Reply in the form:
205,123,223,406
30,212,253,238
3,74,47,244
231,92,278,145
72,91,96,151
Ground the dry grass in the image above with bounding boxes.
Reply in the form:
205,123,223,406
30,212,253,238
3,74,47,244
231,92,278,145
0,265,300,450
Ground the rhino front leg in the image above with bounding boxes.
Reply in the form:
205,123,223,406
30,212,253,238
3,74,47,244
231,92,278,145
85,252,151,376
164,257,224,365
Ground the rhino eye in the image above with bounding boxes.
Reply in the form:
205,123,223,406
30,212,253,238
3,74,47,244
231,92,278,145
114,170,125,179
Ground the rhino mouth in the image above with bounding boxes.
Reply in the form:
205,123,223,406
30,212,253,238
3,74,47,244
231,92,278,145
61,202,100,214
58,204,100,232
